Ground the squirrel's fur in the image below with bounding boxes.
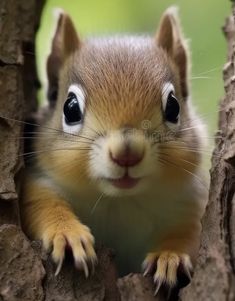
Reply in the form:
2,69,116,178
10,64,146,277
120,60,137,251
20,7,208,293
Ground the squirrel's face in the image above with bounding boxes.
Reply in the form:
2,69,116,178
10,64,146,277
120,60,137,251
40,10,203,196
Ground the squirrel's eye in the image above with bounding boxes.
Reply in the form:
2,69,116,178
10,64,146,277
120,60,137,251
64,92,83,125
162,83,180,125
164,92,180,123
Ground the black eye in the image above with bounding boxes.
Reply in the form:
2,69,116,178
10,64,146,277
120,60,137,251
63,92,83,125
164,92,180,123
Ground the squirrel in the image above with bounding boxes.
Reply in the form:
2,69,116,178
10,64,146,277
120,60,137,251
20,6,208,296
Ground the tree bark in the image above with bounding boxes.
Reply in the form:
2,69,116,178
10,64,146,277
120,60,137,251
180,6,235,301
0,1,234,301
0,1,46,300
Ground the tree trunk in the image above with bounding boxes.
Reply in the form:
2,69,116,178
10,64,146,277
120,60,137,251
180,6,235,301
0,1,234,301
0,1,46,300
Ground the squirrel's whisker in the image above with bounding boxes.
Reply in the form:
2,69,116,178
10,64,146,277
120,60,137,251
191,76,212,80
157,145,221,158
192,66,221,77
19,147,92,158
7,136,94,144
90,193,105,215
157,155,208,192
0,115,94,142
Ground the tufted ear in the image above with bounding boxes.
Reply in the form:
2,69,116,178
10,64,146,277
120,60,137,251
46,11,80,107
156,7,189,99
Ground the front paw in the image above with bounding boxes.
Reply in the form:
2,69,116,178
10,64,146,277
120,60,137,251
143,251,193,296
42,220,97,277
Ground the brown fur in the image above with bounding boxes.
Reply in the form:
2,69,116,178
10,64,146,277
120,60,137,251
20,7,207,292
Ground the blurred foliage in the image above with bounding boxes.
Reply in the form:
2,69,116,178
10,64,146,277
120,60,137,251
37,0,230,133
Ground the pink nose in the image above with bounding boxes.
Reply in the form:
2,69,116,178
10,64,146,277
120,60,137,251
110,148,144,167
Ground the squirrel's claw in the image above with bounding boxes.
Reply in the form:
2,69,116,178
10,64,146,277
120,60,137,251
43,222,96,277
143,251,193,296
75,257,89,278
153,278,163,296
55,257,64,276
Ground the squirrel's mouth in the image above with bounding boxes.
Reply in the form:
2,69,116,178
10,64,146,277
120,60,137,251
107,173,140,189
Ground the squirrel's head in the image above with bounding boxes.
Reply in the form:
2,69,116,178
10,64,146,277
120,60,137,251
40,7,204,196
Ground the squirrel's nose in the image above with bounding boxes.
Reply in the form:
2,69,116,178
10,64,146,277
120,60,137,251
109,147,144,167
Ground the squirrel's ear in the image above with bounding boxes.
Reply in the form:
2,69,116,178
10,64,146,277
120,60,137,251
156,7,189,99
46,11,80,107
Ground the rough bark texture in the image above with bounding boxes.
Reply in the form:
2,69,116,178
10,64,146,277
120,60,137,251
0,0,44,224
180,6,235,301
0,1,234,301
0,1,46,300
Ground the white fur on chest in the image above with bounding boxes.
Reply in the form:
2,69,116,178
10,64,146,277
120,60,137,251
66,180,202,274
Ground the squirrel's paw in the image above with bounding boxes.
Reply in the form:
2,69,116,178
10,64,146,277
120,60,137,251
42,222,97,277
143,251,193,296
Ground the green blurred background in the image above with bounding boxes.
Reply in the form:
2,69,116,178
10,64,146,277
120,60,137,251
37,0,230,134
